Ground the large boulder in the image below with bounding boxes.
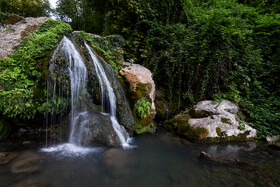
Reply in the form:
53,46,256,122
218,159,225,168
70,111,122,147
165,100,257,142
119,63,156,134
0,15,49,59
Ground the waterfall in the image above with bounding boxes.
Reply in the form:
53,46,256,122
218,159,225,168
85,43,130,147
42,35,132,155
52,36,88,145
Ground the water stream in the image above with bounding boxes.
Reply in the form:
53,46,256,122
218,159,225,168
85,43,130,147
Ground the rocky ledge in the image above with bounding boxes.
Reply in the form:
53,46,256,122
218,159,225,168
0,15,49,58
165,100,257,142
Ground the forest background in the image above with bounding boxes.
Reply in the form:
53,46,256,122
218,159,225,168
0,0,279,139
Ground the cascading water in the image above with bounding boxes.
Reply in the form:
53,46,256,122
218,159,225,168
85,43,130,147
42,36,132,155
42,36,98,155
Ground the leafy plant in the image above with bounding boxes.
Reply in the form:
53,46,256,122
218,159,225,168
238,123,245,131
134,97,151,119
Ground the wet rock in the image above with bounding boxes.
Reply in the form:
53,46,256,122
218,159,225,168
10,151,41,174
165,100,257,142
267,135,280,150
0,16,49,58
119,63,156,133
70,111,122,147
0,152,19,165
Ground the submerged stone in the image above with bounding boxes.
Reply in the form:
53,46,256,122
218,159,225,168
10,151,41,174
0,152,19,165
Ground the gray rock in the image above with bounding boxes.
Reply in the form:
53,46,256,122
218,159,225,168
191,100,218,118
189,99,256,139
266,135,280,143
266,135,280,150
0,16,49,58
165,99,257,141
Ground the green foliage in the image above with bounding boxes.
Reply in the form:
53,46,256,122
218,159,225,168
238,123,245,131
221,131,227,137
135,122,153,134
0,11,8,23
134,97,151,119
0,0,50,17
0,19,72,119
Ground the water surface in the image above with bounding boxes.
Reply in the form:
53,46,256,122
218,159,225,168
1,133,279,187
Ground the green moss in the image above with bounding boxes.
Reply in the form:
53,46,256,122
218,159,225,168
216,127,222,136
221,118,231,124
135,122,153,134
165,114,210,141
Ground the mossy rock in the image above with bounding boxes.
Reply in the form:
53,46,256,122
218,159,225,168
155,101,169,121
135,121,154,134
134,110,155,134
205,131,251,143
221,118,231,124
2,14,24,25
165,114,211,141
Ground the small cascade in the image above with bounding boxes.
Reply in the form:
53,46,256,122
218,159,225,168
85,43,130,147
53,36,88,145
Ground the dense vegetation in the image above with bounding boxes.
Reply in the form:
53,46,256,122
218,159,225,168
1,0,279,138
53,0,280,138
0,0,50,17
0,19,72,119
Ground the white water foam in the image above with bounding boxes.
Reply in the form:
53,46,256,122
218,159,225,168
41,143,102,157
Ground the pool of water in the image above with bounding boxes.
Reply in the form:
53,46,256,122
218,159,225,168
1,132,279,187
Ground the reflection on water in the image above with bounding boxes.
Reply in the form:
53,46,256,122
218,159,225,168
1,133,279,187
